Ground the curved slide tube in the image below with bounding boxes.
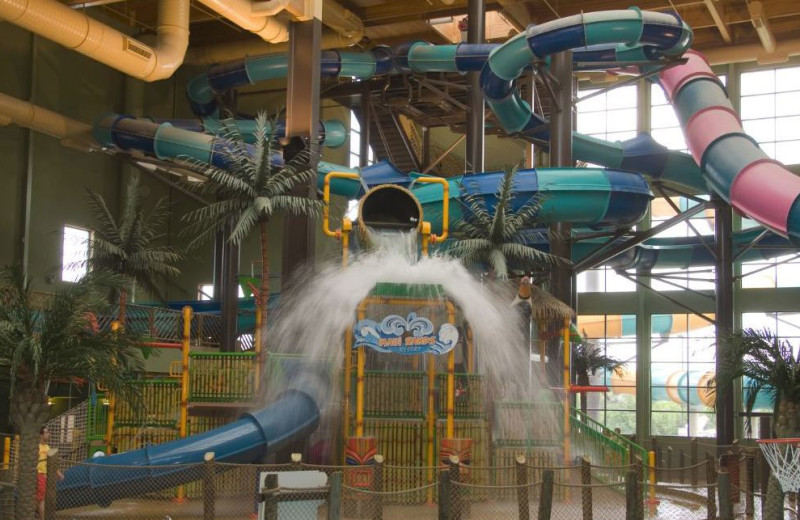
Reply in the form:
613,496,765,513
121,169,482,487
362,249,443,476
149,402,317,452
57,390,319,510
660,51,800,243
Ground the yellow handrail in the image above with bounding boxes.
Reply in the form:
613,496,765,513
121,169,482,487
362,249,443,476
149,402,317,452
323,171,361,238
415,177,449,243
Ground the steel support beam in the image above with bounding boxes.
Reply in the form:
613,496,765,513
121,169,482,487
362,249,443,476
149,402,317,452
714,194,735,453
220,229,240,351
360,83,372,167
282,14,322,284
466,0,485,174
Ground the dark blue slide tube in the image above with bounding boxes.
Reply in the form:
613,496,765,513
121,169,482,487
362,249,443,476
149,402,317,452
56,390,319,510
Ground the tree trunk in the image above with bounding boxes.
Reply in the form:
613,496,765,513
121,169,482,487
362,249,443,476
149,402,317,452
10,390,50,520
764,398,800,520
259,219,269,354
118,289,127,326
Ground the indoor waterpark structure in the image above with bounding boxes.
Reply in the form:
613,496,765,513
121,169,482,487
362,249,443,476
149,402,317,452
2,1,800,519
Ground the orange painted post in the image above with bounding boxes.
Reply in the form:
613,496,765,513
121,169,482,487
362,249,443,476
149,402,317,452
355,304,367,438
466,326,474,374
176,306,192,502
426,353,435,503
3,436,10,470
446,303,457,440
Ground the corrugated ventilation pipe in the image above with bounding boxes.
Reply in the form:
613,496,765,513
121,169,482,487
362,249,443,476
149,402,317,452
187,0,364,65
0,91,95,151
0,0,189,81
196,0,290,43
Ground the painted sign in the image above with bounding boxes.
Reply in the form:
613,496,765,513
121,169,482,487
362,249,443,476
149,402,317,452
354,313,459,355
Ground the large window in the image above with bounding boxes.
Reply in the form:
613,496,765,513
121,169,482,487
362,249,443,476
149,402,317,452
576,314,637,434
741,66,800,164
650,313,716,437
576,84,638,293
349,111,375,168
740,219,800,288
649,196,716,291
61,225,90,283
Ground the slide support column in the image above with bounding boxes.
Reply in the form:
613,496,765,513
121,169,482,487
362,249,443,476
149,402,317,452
714,194,735,456
466,0,485,174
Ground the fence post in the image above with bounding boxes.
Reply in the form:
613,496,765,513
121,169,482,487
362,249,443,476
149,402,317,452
581,457,592,520
328,472,342,520
705,453,716,520
291,452,302,468
203,452,215,520
438,470,451,520
448,456,462,520
718,470,733,520
538,469,554,520
372,454,384,520
690,437,698,486
44,449,58,520
666,446,673,483
633,456,644,520
625,470,638,520
744,453,754,519
516,455,529,520
263,473,278,520
645,451,658,508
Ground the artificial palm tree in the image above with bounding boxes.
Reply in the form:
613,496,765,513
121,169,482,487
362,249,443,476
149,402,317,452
181,112,323,352
0,266,145,520
86,176,183,323
716,327,800,520
572,339,623,415
448,164,566,280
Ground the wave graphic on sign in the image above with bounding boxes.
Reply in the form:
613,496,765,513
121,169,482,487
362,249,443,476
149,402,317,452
354,312,459,355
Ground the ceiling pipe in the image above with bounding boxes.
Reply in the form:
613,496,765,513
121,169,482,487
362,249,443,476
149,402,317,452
0,91,95,151
196,0,290,43
186,0,363,65
0,0,189,81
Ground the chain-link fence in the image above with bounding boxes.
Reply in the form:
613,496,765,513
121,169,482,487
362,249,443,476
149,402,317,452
0,448,783,520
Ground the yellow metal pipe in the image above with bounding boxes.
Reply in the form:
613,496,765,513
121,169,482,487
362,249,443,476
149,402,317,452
355,306,366,438
342,219,352,266
446,304,456,439
426,354,435,503
648,450,657,503
562,317,571,465
323,171,361,238
421,222,431,257
3,436,10,470
343,325,353,441
415,178,449,242
176,306,192,503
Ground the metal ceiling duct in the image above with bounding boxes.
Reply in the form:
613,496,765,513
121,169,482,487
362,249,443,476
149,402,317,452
0,0,190,81
0,91,95,151
186,0,363,65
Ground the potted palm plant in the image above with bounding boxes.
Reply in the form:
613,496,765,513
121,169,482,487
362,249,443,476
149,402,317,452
0,267,144,520
716,327,800,520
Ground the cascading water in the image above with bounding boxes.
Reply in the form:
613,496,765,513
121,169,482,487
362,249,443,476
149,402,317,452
264,230,559,462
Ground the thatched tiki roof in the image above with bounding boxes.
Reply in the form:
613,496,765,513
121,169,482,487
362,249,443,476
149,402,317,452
513,276,574,324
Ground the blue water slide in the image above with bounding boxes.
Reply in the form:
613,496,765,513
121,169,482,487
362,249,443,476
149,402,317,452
57,390,319,510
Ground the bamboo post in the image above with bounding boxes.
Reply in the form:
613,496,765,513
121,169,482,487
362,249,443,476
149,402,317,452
44,449,58,520
538,470,554,520
581,457,592,520
438,470,451,520
744,452,754,518
343,325,353,459
466,326,474,374
706,453,716,520
516,455,529,520
372,454,383,520
449,456,462,520
650,437,658,482
562,317,571,466
203,452,215,520
105,321,120,455
263,473,278,520
625,470,637,520
328,472,342,520
634,456,644,520
718,470,732,520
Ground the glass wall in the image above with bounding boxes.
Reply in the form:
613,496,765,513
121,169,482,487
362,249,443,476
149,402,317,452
650,313,716,437
740,66,800,164
576,314,637,434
